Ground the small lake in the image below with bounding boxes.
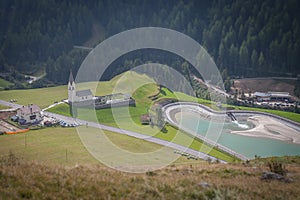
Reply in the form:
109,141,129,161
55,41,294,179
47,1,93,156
177,113,300,159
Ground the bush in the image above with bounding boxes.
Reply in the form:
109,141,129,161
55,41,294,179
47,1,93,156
146,171,157,176
268,160,287,176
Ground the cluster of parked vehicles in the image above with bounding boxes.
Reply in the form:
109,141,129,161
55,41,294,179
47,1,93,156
59,120,81,127
173,150,198,160
43,115,81,127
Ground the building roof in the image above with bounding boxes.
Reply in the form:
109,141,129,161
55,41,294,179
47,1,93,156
253,92,270,97
254,91,291,98
140,114,150,123
76,89,93,97
18,104,41,114
69,69,74,85
268,91,291,98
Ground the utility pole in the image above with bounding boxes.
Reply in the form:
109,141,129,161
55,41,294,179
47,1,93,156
24,133,27,147
65,149,68,162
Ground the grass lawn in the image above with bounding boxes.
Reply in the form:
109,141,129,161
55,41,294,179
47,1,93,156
0,85,67,109
0,127,97,166
0,104,10,110
234,105,300,123
0,78,13,90
48,81,235,162
3,71,299,163
0,126,205,166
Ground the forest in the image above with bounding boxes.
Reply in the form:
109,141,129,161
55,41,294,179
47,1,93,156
0,0,299,88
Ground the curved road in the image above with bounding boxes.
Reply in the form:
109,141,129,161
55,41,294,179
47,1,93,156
163,102,300,161
44,111,224,163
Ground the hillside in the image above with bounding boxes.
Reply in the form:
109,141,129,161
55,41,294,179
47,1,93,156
1,0,299,87
46,71,235,162
0,126,203,167
233,78,298,97
0,71,155,109
0,154,299,199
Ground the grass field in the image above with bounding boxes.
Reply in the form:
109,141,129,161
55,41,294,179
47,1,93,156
0,104,10,110
234,105,300,123
0,78,13,90
48,104,235,162
0,85,67,109
0,71,155,109
2,71,300,164
1,154,299,199
47,72,235,162
0,126,205,166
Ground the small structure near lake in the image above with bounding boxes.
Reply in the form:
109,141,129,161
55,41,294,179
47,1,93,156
140,114,151,125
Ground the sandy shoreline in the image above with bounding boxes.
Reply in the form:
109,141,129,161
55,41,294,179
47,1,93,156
231,115,300,144
166,104,300,145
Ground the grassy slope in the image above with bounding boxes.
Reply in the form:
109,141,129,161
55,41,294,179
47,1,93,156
0,155,299,199
48,72,235,162
0,104,10,110
0,85,67,109
0,78,13,90
2,71,299,163
234,106,300,123
0,71,134,109
0,127,201,166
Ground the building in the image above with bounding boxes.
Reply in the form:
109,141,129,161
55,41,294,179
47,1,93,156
140,114,151,125
17,104,42,124
253,92,271,101
268,91,292,102
253,91,292,102
68,70,93,104
94,93,136,109
67,70,135,108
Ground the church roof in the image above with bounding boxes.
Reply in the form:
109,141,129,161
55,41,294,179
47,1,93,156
76,89,93,97
69,70,74,85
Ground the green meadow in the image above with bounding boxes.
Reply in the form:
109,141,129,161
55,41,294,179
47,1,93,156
1,71,300,164
0,78,13,90
0,126,205,166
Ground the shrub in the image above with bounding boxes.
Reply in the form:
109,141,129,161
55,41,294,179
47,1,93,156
268,161,287,176
146,171,157,176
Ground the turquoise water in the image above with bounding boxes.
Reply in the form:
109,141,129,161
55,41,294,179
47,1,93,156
179,115,300,158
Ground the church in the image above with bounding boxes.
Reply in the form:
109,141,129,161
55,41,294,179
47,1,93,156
68,70,94,105
67,70,136,108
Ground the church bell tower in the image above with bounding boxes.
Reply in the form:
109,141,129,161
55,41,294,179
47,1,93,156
68,70,76,103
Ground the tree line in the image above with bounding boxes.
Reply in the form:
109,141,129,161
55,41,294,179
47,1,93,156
0,0,299,87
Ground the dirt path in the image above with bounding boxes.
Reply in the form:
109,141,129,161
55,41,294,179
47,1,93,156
233,78,296,96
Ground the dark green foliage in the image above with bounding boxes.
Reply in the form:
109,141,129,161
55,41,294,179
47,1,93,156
204,0,300,77
1,0,299,86
268,160,287,176
146,171,157,176
294,77,300,98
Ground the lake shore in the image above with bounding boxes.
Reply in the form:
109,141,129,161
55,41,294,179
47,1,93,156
166,103,300,145
231,115,300,145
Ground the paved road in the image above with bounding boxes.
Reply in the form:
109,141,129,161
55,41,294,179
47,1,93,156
193,76,229,97
163,102,300,161
163,103,249,161
44,111,224,163
0,99,224,163
73,45,93,51
0,99,23,111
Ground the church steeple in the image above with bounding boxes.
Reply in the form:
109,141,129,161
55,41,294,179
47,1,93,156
69,69,74,85
68,69,76,103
